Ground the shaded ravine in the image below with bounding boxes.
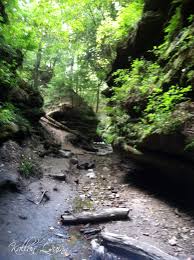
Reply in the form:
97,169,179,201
0,122,194,259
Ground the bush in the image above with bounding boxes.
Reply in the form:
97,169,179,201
104,58,192,144
0,103,16,125
19,157,34,178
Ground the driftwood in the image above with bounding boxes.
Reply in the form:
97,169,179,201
61,208,130,225
37,190,49,204
101,232,177,260
26,190,49,205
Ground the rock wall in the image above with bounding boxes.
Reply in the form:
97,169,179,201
0,1,44,142
105,0,194,177
47,90,99,141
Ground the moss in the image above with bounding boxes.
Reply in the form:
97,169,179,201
72,197,93,213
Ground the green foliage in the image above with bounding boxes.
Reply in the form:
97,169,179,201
112,59,162,102
96,0,144,69
154,7,194,60
0,103,30,129
142,85,191,136
0,103,16,125
164,7,182,41
0,60,16,87
104,58,192,144
19,157,34,178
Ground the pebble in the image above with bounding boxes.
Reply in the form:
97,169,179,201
80,194,86,200
143,233,149,236
168,237,177,246
182,227,190,233
102,167,110,172
86,171,96,179
49,226,55,231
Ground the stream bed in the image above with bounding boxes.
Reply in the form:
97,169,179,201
0,142,194,259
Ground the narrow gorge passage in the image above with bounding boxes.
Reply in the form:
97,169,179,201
1,0,194,259
0,122,194,259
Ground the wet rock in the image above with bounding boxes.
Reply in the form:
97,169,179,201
77,160,95,170
49,171,67,182
0,141,21,163
80,194,86,200
86,169,96,179
70,157,78,165
168,237,178,246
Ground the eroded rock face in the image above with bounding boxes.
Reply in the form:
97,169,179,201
48,92,98,141
105,0,172,90
0,30,44,141
105,0,194,173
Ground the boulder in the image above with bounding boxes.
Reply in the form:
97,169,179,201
48,90,98,141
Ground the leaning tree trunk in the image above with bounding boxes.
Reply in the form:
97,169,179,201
33,41,42,89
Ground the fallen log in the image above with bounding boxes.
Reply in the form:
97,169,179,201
100,232,177,260
61,208,130,225
42,115,88,142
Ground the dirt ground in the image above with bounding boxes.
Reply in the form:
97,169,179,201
75,151,194,258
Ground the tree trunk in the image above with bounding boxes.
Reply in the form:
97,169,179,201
33,41,42,88
96,82,101,113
